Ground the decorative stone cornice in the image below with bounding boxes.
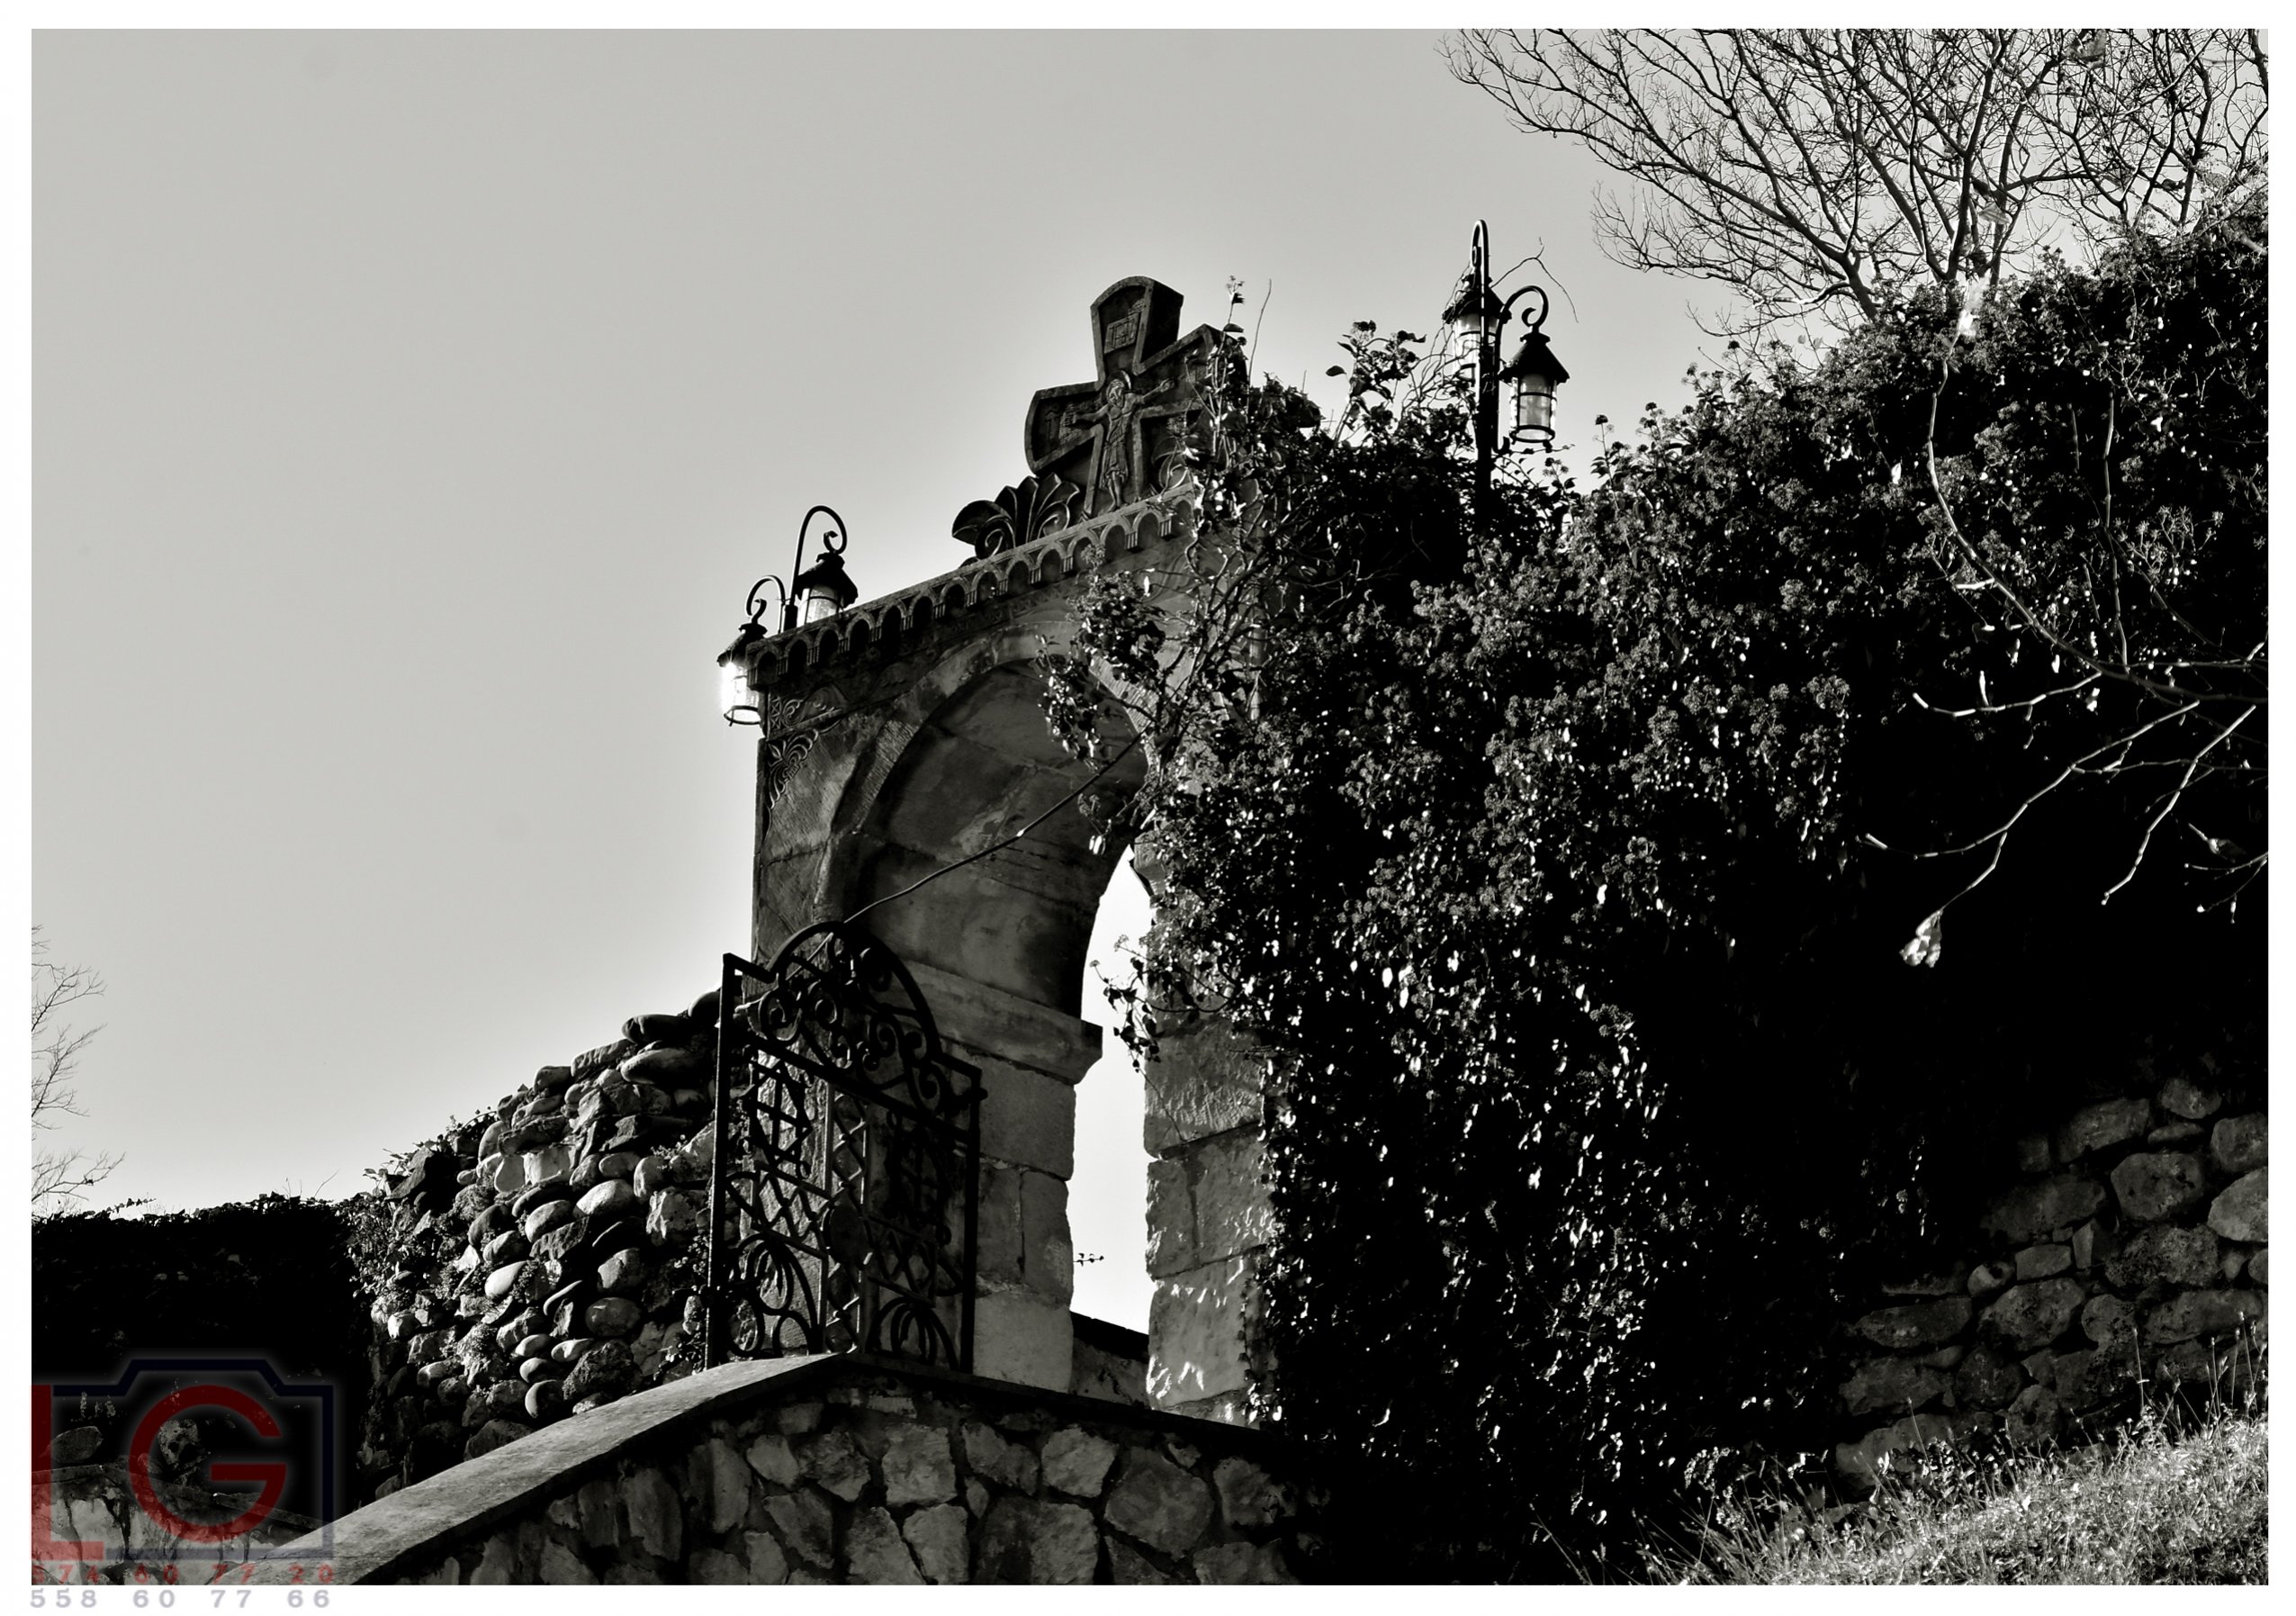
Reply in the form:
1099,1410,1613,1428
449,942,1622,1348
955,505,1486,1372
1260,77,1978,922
741,490,1200,694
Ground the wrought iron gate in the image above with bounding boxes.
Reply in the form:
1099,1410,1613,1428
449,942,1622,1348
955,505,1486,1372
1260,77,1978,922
702,922,982,1372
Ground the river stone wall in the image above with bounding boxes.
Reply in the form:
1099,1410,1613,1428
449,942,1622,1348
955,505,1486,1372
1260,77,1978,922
1832,1063,2266,1487
353,991,724,1508
353,988,1145,1510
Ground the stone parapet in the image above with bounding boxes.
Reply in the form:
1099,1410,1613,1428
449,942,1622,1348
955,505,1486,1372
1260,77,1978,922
248,1354,1322,1584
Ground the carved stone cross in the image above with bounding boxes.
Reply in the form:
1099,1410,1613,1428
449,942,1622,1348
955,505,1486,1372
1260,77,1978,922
1023,277,1221,519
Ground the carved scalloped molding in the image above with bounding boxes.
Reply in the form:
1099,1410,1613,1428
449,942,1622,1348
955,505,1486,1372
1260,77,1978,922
742,489,1200,693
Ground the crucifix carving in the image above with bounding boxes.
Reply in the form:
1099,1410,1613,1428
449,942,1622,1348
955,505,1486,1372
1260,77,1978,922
1022,277,1221,519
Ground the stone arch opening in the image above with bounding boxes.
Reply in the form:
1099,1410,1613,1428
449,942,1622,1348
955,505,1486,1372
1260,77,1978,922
832,655,1144,1393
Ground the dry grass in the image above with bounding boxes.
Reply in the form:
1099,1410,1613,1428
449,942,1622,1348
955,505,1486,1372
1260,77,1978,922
1645,1387,2267,1584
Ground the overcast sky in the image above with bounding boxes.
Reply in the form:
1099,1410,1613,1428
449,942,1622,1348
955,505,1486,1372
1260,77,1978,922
31,29,1724,1329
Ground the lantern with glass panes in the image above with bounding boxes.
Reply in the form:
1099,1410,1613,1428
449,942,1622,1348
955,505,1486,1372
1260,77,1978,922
716,504,860,727
1442,219,1570,502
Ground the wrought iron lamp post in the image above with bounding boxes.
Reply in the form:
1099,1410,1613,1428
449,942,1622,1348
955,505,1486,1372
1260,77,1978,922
1443,219,1571,505
716,504,860,727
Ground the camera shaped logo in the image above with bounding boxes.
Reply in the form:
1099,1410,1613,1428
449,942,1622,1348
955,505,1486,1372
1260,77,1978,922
33,1357,337,1570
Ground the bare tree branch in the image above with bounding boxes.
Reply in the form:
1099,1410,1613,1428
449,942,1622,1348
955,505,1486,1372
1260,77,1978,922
1446,29,2269,335
30,926,121,1213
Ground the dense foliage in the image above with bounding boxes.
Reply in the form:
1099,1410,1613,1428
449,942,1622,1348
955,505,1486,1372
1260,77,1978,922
1051,202,2264,1576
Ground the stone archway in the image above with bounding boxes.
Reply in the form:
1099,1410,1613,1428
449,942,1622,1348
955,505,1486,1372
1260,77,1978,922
725,276,1272,1420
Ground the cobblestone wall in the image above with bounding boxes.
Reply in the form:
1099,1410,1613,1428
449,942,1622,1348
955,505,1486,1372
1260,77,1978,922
372,1359,1331,1588
355,993,723,1505
1832,1063,2266,1486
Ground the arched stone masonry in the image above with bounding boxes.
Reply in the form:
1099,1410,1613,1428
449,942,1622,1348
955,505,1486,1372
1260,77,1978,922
731,489,1272,1422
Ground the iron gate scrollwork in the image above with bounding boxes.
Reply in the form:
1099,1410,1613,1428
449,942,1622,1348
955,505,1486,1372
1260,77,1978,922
702,922,982,1372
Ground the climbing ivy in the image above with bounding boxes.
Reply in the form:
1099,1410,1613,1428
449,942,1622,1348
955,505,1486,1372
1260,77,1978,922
1050,201,2264,1575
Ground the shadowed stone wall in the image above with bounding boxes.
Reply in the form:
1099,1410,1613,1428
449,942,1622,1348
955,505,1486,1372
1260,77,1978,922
255,1355,1324,1585
1830,1061,2266,1488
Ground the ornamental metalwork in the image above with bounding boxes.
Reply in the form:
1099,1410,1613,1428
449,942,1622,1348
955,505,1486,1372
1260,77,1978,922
702,923,981,1372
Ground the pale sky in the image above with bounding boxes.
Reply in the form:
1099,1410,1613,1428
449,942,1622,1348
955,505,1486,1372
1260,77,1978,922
30,29,1724,1330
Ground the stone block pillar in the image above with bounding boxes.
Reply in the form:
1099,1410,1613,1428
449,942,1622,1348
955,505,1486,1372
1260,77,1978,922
904,960,1098,1396
1141,1015,1273,1423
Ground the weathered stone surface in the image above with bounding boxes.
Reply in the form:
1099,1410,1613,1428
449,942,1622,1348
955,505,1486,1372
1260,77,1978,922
482,1228,530,1268
2057,1097,2151,1161
1880,1267,1967,1297
1833,1409,1990,1486
584,1297,641,1339
644,1188,698,1246
1840,1356,1949,1417
47,1425,103,1466
2081,1293,2136,1348
2013,1133,2052,1173
2106,1223,2219,1288
1103,1447,1212,1557
1108,1537,1178,1584
1983,1278,2085,1350
764,1490,833,1567
974,1289,1074,1393
461,1383,526,1428
2004,1385,2062,1446
698,1437,751,1534
618,1466,680,1562
882,1424,958,1507
521,1199,576,1243
2210,1113,2267,1176
469,1530,518,1584
577,1178,640,1221
798,1427,871,1502
2013,1243,2072,1281
523,1380,565,1423
464,1419,529,1460
846,1506,925,1584
596,1248,645,1296
977,1496,1100,1584
2110,1151,2206,1223
1041,1428,1120,1498
2158,1072,2221,1121
743,1529,789,1584
978,1059,1078,1179
1967,1259,2014,1298
536,1540,594,1584
2208,1168,2267,1242
902,1502,969,1584
745,1431,801,1488
562,1340,634,1402
1850,1296,1972,1350
2144,1288,2263,1345
1917,1342,1967,1370
1953,1345,2026,1409
1981,1175,2106,1242
1148,1128,1273,1278
575,1476,621,1548
687,1548,745,1585
2251,1246,2269,1286
1142,1016,1266,1154
1194,1540,1296,1584
961,1418,1040,1494
1211,1453,1292,1526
